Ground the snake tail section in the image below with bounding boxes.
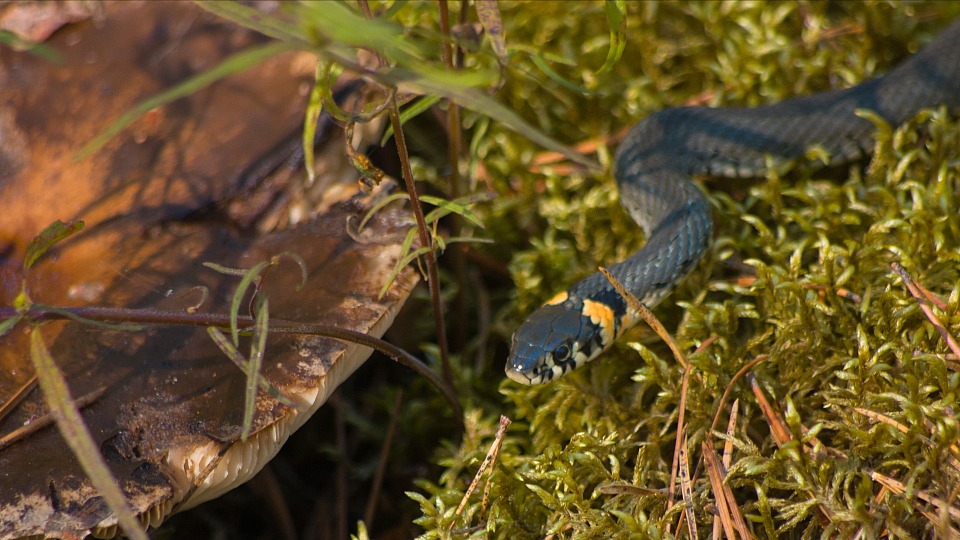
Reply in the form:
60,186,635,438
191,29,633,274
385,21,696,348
507,21,960,385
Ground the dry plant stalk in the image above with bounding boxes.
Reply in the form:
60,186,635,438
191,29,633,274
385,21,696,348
452,415,512,532
892,262,960,360
677,430,699,540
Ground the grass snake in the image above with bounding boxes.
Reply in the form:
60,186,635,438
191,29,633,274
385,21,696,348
506,20,960,385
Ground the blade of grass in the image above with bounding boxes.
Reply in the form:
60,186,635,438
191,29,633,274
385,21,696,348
29,328,147,540
302,59,325,187
195,1,307,43
419,193,491,228
677,431,698,540
0,29,63,62
240,297,270,440
76,41,297,159
380,95,442,146
0,315,22,338
229,261,270,347
206,327,297,409
23,220,84,272
597,0,627,75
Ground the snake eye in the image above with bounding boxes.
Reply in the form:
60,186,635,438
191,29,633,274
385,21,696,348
553,344,571,363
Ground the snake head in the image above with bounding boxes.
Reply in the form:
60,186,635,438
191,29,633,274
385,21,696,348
506,302,605,385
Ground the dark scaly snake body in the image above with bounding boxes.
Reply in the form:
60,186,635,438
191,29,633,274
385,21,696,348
507,21,960,385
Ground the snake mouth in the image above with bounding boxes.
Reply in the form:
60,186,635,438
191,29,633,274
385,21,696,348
505,366,537,385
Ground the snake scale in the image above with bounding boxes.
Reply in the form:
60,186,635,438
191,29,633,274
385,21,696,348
506,20,960,385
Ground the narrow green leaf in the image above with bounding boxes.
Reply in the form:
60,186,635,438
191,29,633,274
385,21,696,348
391,69,598,169
358,192,412,232
0,30,63,63
229,261,270,347
30,304,144,332
23,220,84,271
29,328,147,540
439,236,495,246
380,95,442,146
241,297,270,441
195,1,307,43
597,0,627,75
379,245,433,299
303,60,325,187
297,1,428,66
76,41,297,159
272,252,310,291
529,53,590,95
0,316,22,339
202,262,250,276
208,327,297,408
418,193,492,229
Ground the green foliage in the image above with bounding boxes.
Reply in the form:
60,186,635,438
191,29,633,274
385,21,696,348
414,2,960,538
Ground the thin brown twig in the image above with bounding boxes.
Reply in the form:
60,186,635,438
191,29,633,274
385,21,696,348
437,0,468,350
598,267,689,370
702,439,737,540
0,305,464,433
703,438,752,539
452,415,511,533
668,361,693,504
712,399,739,540
892,262,960,359
709,356,768,432
364,389,403,528
249,466,298,540
0,385,106,451
677,431,699,540
333,394,348,540
748,374,792,447
747,375,833,524
0,375,38,424
387,93,454,385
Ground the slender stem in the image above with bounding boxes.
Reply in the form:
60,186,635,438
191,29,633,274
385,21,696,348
0,304,464,429
356,0,373,18
437,0,468,348
437,0,453,67
364,389,402,528
333,394,348,540
387,93,454,385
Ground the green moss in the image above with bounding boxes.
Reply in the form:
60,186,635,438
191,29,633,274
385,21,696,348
414,2,960,538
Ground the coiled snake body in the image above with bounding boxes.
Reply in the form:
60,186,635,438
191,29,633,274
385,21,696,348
506,21,960,385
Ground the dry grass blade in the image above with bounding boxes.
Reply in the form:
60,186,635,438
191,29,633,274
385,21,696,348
0,384,105,452
678,430,698,540
703,438,752,540
710,356,766,432
868,470,960,526
0,374,37,423
598,266,689,370
748,374,792,447
595,484,668,497
721,400,738,469
853,407,960,472
713,399,739,540
853,407,909,434
669,362,694,503
703,440,736,540
452,415,512,531
892,262,960,360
